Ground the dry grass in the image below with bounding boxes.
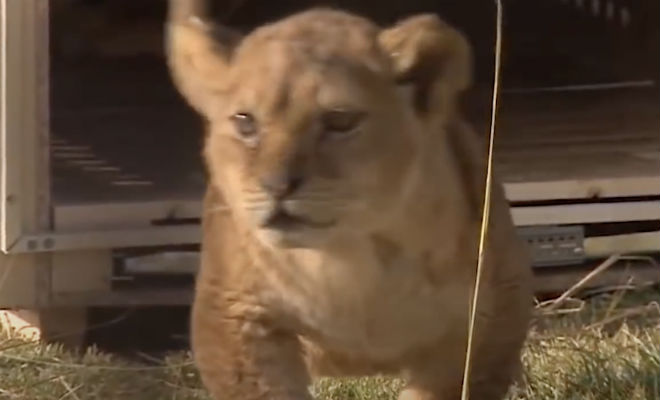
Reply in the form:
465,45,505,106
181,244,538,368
0,287,658,400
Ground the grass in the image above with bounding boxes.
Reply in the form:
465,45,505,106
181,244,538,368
0,287,658,400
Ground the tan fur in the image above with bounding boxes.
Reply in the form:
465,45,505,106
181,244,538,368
166,2,533,399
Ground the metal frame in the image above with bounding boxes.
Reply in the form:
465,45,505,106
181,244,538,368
503,176,660,202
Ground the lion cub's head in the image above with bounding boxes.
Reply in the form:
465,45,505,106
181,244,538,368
167,1,472,248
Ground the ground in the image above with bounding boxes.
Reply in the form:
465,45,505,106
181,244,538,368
0,287,658,400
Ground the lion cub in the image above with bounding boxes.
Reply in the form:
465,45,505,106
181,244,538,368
166,1,532,399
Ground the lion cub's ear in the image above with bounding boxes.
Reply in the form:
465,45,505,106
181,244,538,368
378,14,472,116
166,0,242,117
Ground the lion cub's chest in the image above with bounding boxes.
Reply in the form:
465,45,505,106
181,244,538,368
272,237,469,359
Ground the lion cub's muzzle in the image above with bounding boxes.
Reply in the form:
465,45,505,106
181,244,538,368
259,169,305,200
251,195,339,248
260,206,335,231
254,171,337,234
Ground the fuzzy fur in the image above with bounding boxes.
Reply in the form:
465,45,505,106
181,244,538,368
166,2,533,399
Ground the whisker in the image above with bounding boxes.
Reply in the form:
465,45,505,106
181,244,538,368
243,197,270,203
286,199,353,205
289,192,353,200
245,191,342,199
243,188,268,195
243,194,271,202
244,203,274,211
204,205,230,215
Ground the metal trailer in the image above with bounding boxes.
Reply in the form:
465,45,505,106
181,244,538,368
1,0,658,342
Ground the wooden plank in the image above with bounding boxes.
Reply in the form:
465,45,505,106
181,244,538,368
1,0,50,252
54,200,202,230
51,250,112,294
124,251,199,275
1,1,28,249
9,225,201,253
50,288,194,307
584,231,660,258
497,151,659,183
511,201,660,226
0,254,39,307
504,176,660,202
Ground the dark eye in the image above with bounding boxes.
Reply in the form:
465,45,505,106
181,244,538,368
321,110,365,141
230,112,259,144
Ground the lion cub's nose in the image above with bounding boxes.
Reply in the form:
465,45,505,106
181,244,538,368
260,172,305,198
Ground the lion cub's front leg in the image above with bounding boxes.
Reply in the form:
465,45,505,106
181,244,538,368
191,290,312,400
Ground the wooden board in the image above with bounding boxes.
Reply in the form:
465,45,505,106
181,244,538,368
46,261,660,306
511,201,660,226
2,0,51,251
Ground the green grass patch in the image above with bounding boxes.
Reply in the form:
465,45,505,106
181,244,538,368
1,288,658,400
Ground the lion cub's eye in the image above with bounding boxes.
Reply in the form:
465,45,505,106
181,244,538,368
321,110,365,141
230,112,259,145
